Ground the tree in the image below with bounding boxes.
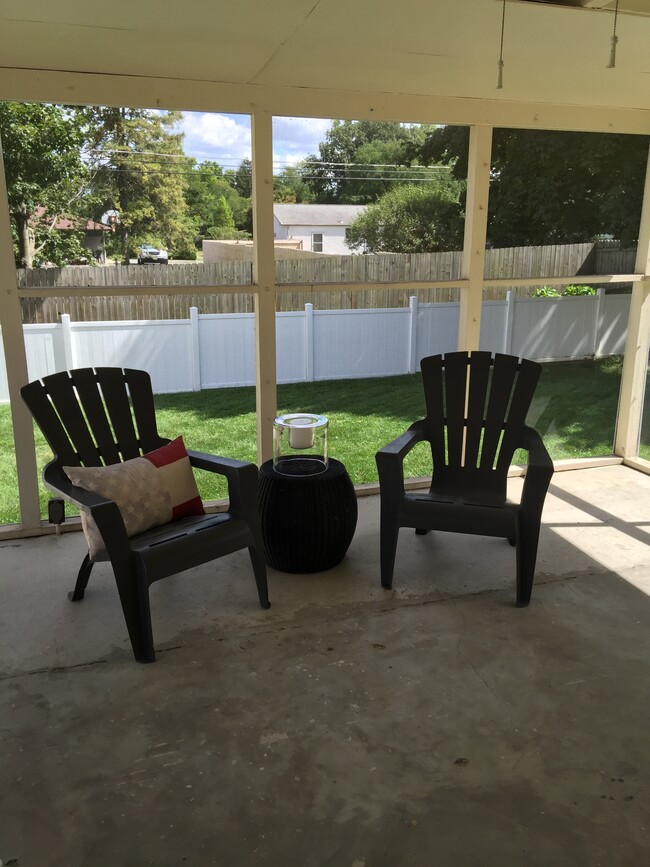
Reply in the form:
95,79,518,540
304,120,434,204
0,102,90,267
416,126,650,246
83,107,195,261
346,180,464,253
227,158,253,198
184,160,250,244
273,164,315,203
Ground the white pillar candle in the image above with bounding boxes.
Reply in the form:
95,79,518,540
289,418,314,449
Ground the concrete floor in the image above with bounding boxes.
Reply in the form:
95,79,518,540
1,464,649,866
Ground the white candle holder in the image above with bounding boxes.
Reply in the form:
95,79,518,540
273,413,329,476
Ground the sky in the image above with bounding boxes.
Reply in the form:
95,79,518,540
178,112,332,172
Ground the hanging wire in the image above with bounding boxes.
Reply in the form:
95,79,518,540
497,0,506,89
607,0,619,68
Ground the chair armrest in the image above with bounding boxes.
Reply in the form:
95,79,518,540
44,462,115,512
186,450,258,517
520,426,554,517
43,461,132,557
375,421,426,494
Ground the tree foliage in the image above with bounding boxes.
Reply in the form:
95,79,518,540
346,179,464,253
416,126,649,246
82,107,195,261
273,164,315,203
185,160,250,244
304,120,434,204
0,102,90,266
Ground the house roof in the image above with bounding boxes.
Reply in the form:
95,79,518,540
274,204,367,227
33,207,111,233
0,1,649,130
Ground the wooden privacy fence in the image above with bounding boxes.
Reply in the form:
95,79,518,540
17,243,637,323
0,291,631,403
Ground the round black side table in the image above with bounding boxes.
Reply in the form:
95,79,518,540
258,458,358,573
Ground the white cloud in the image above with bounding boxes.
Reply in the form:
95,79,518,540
178,112,332,170
180,113,251,166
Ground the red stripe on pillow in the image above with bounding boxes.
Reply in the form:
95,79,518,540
143,436,205,518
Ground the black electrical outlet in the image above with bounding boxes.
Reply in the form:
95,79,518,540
48,498,66,525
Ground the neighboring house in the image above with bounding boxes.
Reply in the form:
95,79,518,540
34,207,112,262
273,204,367,254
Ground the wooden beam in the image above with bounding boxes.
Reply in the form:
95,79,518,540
458,125,492,352
615,141,650,458
0,137,41,528
251,112,277,465
1,68,649,136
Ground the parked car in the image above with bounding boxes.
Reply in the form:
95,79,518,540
137,244,168,265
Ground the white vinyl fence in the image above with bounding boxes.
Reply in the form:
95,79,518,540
0,291,631,402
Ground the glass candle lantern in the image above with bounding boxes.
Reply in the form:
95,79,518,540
273,413,329,476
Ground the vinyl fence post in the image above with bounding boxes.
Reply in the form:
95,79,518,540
305,302,315,382
408,295,419,373
592,288,605,357
189,306,201,391
61,313,74,370
503,290,515,354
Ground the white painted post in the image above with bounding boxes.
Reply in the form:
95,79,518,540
503,290,515,354
458,125,492,352
252,112,277,465
189,306,201,391
590,287,605,357
61,313,74,370
305,303,314,382
0,134,40,528
408,295,419,373
615,141,650,458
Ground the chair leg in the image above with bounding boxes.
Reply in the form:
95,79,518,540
380,521,400,589
113,565,156,663
68,553,94,601
248,546,271,610
515,520,542,608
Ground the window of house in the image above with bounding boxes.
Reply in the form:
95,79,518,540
312,233,323,252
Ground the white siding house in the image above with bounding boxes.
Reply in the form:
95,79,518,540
273,204,366,254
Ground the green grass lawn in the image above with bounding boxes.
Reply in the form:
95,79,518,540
1,357,648,525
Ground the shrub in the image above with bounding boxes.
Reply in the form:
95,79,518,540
533,284,596,298
564,284,596,296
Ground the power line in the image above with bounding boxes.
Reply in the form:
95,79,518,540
99,165,453,183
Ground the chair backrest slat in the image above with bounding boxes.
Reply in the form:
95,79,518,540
94,368,141,460
480,353,520,470
124,368,162,452
442,353,470,468
69,368,122,465
421,354,446,466
42,372,102,467
464,351,493,469
21,376,80,466
496,358,541,470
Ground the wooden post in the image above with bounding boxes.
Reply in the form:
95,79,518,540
615,142,650,459
458,125,493,352
251,112,277,464
0,135,41,528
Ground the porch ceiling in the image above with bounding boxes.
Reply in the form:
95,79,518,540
1,0,649,115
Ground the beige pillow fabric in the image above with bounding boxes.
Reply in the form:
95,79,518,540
65,458,172,558
64,436,205,559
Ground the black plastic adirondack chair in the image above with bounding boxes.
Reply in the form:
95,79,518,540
376,352,554,606
21,367,270,663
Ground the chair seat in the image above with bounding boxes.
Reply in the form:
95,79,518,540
402,491,518,538
130,513,253,584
